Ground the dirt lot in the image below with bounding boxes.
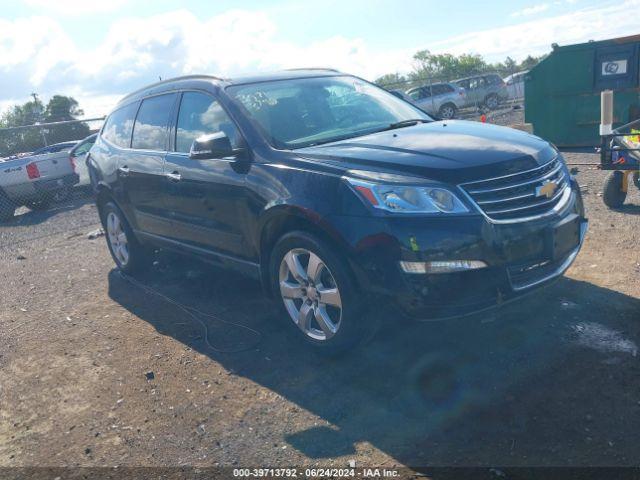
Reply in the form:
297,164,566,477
1,123,639,475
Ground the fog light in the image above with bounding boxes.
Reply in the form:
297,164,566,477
399,260,487,274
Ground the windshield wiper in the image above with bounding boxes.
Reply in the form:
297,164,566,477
387,118,430,130
297,119,431,148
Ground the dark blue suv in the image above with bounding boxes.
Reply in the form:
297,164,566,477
88,69,587,352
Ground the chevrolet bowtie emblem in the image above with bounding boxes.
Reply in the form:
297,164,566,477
536,180,558,199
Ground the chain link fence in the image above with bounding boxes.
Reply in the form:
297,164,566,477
0,118,105,257
377,65,527,120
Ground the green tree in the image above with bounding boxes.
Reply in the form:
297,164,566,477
519,54,543,70
0,95,46,157
43,95,90,145
0,95,89,157
374,72,408,89
504,56,517,72
411,50,487,82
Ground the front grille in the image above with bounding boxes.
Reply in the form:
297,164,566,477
460,157,570,222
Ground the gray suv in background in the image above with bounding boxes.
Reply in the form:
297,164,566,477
454,73,508,110
405,83,466,119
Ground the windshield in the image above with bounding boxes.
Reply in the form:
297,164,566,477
227,75,432,149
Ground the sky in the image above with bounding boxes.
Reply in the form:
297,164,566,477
1,0,639,118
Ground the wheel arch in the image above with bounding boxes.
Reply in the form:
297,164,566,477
438,102,457,117
257,206,365,298
94,183,138,239
95,182,113,224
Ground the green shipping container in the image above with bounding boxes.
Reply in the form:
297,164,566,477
525,34,640,147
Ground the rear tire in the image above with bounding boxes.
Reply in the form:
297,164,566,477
602,171,627,209
27,199,51,211
0,191,15,222
438,103,457,120
270,231,374,354
102,201,151,274
52,187,71,203
484,93,499,110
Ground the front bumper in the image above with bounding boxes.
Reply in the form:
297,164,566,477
329,180,587,319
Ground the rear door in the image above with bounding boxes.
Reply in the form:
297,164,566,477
70,136,96,185
467,77,485,106
162,90,251,258
413,86,436,113
123,93,178,237
124,93,178,236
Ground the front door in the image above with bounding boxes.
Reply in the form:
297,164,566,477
163,91,252,259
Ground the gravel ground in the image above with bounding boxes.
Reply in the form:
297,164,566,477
1,123,639,475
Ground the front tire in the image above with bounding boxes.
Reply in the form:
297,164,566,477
602,171,627,209
102,201,151,274
270,231,371,353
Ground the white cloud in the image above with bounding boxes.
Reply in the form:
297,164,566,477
2,1,639,117
22,0,129,16
430,0,640,62
511,3,550,17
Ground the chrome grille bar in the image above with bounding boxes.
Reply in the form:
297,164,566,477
466,162,563,195
459,157,571,222
483,182,568,216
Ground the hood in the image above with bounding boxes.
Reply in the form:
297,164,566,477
296,120,557,184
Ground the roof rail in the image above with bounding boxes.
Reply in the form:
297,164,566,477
284,68,341,73
118,74,226,104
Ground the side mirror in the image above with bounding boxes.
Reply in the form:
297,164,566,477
189,132,234,160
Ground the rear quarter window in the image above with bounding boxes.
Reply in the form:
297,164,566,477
432,84,454,95
102,102,139,148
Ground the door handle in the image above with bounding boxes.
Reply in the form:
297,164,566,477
118,165,130,176
166,171,181,182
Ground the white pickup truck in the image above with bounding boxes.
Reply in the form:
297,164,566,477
0,141,80,221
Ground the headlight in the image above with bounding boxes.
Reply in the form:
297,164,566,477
345,177,469,214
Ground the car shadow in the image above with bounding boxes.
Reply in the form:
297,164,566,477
614,203,640,216
107,253,640,472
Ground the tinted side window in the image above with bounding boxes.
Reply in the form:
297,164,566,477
102,102,138,148
419,87,432,98
73,138,95,156
407,88,423,100
131,94,176,151
485,75,502,86
175,92,241,154
432,84,451,95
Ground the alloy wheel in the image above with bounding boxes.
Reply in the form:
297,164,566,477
440,105,455,119
279,248,342,341
106,211,130,267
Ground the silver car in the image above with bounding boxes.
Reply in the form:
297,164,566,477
405,83,466,119
454,73,508,110
504,70,528,100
